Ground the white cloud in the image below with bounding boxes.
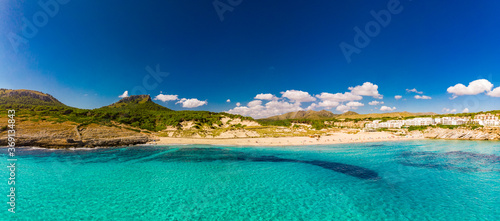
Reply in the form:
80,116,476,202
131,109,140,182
306,103,317,110
247,100,262,108
346,101,364,108
442,108,457,113
118,91,129,98
447,79,493,98
462,108,469,113
380,106,396,111
414,95,432,100
176,98,207,108
316,92,362,102
227,100,302,119
348,82,383,99
317,100,340,109
154,94,178,102
336,105,350,113
254,93,276,100
333,101,364,113
394,95,402,100
406,88,423,94
226,99,231,103
368,101,384,105
265,100,302,115
236,102,241,107
281,90,316,103
487,86,500,97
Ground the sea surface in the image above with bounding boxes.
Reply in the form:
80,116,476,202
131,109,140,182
1,140,500,220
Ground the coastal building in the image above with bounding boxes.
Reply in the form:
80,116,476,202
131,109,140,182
380,120,405,128
365,120,404,129
474,113,499,121
361,113,500,129
332,121,368,128
473,114,500,126
482,120,500,126
404,118,434,126
364,116,488,129
434,118,442,124
440,117,469,125
365,120,381,129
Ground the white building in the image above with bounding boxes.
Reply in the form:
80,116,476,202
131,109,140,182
472,114,500,126
365,120,381,129
434,118,442,124
365,120,404,129
363,115,500,129
380,120,405,128
474,113,499,121
482,120,500,126
404,118,435,126
441,117,469,125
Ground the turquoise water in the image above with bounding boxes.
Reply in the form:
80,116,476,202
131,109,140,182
1,140,500,220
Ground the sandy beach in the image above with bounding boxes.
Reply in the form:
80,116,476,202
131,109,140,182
154,131,424,146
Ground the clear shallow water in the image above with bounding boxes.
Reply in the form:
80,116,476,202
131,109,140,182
1,140,500,220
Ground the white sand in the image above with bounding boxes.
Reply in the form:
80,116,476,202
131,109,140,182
154,132,424,146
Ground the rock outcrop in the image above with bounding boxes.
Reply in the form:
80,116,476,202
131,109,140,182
422,128,500,140
0,120,152,148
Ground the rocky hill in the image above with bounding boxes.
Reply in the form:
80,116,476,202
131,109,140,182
340,111,359,116
105,95,170,110
0,89,66,107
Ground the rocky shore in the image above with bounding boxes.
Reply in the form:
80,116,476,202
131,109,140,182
1,136,152,149
0,120,152,148
422,127,500,140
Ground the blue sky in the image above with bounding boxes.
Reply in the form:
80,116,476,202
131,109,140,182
1,0,500,118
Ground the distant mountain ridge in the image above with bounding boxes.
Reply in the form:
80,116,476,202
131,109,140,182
337,111,437,119
0,89,66,107
341,111,359,116
263,110,342,120
263,110,437,121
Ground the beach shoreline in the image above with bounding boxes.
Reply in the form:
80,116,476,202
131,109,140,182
153,132,425,146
